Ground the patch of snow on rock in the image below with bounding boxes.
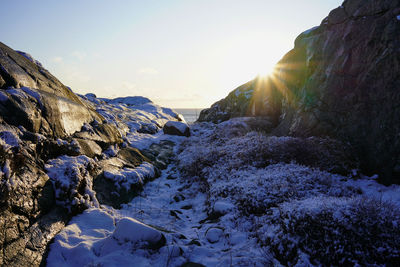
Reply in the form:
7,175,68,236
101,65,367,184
45,155,99,211
112,217,164,245
16,50,44,68
0,131,20,149
103,162,155,190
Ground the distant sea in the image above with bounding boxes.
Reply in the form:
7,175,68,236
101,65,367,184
174,108,204,123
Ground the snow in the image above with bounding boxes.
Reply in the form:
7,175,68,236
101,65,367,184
112,217,163,244
47,208,164,267
213,200,235,215
105,96,152,106
0,131,20,148
346,175,400,204
16,50,44,68
46,117,400,266
233,86,253,99
81,94,181,149
125,130,185,150
2,159,11,180
103,144,119,157
103,162,155,190
48,162,268,266
6,88,27,99
0,91,8,102
161,107,179,119
205,228,223,243
20,87,42,107
45,155,99,210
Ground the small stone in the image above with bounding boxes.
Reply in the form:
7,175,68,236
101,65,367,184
205,227,223,243
181,204,192,210
213,200,235,215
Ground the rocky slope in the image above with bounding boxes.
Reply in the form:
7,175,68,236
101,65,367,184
0,42,183,266
199,0,400,184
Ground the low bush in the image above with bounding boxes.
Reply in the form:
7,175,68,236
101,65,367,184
205,163,360,216
178,123,358,179
262,196,400,266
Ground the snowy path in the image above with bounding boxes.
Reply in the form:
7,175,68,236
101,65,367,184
116,163,266,266
46,159,265,267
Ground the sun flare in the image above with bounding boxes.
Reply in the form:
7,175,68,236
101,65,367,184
257,63,278,79
217,33,284,97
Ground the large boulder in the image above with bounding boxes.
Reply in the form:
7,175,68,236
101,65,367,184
0,42,118,141
163,121,190,137
199,0,400,184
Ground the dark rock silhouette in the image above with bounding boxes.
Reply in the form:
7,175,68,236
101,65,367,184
199,0,400,184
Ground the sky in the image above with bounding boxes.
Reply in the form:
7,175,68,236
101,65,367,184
0,0,342,108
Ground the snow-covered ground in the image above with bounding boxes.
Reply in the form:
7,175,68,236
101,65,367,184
80,94,183,150
46,118,400,266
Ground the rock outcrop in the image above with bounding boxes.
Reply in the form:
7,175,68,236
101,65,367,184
0,41,123,266
199,0,400,184
0,42,179,266
0,42,110,138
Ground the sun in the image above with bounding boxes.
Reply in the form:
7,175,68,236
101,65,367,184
217,34,285,96
256,63,278,79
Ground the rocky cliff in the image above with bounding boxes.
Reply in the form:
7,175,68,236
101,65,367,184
0,42,181,266
199,0,400,184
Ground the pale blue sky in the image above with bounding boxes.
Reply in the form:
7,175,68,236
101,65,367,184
1,0,342,108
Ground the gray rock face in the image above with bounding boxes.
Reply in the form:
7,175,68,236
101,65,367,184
0,126,68,266
0,41,181,266
0,42,116,139
199,0,400,184
0,42,124,266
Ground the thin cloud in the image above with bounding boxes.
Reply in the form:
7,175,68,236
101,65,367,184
52,56,63,63
138,67,159,75
71,51,87,61
121,81,136,90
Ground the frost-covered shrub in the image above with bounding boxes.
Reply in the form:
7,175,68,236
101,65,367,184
175,119,399,265
262,196,400,266
178,120,360,210
258,136,358,175
241,117,273,133
205,163,360,215
178,125,358,179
